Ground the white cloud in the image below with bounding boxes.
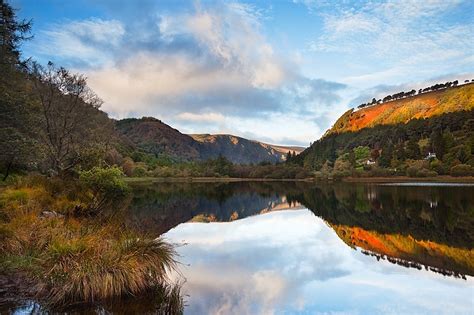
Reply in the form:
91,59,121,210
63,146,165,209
38,19,124,66
175,112,226,123
308,0,474,86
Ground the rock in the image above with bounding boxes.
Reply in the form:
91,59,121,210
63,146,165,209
39,211,63,219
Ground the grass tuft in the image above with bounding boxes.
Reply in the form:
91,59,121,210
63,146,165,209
0,175,183,312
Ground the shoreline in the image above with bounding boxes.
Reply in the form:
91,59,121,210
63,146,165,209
342,176,474,183
124,176,474,184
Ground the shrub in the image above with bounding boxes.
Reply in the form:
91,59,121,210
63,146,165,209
450,164,473,177
416,168,437,178
430,159,446,175
79,166,129,214
133,166,147,177
406,166,418,177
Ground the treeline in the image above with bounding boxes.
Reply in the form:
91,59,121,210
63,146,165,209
357,79,472,109
1,7,114,180
115,153,310,179
291,110,474,178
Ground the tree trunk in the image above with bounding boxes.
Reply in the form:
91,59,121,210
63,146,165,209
2,160,13,181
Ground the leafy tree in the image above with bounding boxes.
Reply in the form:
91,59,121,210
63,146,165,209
456,145,470,164
348,150,356,168
354,146,370,161
379,144,393,168
406,138,420,159
214,154,232,176
430,129,445,159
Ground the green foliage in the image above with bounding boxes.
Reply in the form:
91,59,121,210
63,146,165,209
406,138,421,159
450,164,473,177
354,146,370,161
379,144,393,168
79,166,129,214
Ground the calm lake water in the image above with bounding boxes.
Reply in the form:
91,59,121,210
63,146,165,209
4,181,474,314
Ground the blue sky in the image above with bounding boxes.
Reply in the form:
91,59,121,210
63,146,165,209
12,0,474,146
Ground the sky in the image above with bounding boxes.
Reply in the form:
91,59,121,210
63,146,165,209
11,0,474,146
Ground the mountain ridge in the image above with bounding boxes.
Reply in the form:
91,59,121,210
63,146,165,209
115,117,304,164
328,83,474,136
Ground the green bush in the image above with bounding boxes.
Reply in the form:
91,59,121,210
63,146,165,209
79,166,129,214
133,166,147,177
450,164,473,177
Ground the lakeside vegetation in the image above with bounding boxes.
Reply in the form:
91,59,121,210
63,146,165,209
0,3,183,311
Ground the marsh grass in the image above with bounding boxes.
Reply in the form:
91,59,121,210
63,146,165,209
0,175,183,312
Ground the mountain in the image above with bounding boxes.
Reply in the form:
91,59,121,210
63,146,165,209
295,82,474,173
115,117,304,164
191,134,304,164
115,117,201,160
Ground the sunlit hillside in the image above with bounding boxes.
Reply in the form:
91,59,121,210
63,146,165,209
333,224,474,277
330,83,474,135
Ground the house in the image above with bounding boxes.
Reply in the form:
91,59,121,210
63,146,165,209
425,152,437,160
366,159,376,165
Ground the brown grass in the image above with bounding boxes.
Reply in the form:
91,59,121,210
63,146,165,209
0,175,182,310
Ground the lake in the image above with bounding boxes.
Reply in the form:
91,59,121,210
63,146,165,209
4,181,474,314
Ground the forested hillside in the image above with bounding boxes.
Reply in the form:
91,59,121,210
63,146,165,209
292,84,474,178
114,117,303,166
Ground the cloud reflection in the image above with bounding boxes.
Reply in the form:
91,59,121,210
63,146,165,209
165,209,473,315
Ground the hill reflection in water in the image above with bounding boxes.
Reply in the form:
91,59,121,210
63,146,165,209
127,181,474,279
116,181,474,313
165,209,472,314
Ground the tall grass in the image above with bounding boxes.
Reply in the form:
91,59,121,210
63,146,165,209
0,175,183,312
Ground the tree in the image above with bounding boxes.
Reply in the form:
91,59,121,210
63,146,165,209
430,129,445,159
354,146,370,161
0,1,35,180
406,138,421,159
214,154,232,176
30,61,113,176
0,1,32,66
456,145,470,164
379,144,393,168
348,150,356,168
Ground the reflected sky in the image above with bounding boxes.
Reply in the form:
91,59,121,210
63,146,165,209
165,209,474,315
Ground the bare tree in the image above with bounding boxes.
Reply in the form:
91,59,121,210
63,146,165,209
30,61,113,175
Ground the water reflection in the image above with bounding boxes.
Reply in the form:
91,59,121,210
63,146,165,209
126,181,474,313
166,210,472,314
127,181,474,278
3,181,473,314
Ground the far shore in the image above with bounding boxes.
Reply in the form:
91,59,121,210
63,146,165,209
342,176,474,183
124,176,474,184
